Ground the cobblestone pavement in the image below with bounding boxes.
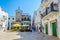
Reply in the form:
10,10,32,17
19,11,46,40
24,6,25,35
0,32,60,40
0,32,20,40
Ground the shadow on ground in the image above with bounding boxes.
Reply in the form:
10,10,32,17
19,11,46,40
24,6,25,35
13,32,32,40
13,32,60,40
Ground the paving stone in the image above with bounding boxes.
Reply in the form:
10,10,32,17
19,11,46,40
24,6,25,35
0,32,60,40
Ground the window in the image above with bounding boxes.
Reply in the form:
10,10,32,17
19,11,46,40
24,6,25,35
25,17,26,20
8,22,9,30
48,7,50,13
8,18,10,20
12,18,14,20
46,9,48,15
27,18,30,21
53,4,58,11
50,2,54,11
17,19,20,22
46,7,50,15
39,11,41,13
22,18,23,21
43,12,46,16
18,11,20,13
2,15,7,21
50,2,58,11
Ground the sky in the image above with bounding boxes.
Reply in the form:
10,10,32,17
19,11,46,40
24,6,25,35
0,0,41,18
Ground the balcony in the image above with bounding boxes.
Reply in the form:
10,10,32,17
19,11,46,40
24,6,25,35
43,5,59,17
22,18,31,21
40,13,45,19
42,10,59,21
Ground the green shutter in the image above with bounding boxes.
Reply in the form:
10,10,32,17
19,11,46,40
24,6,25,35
52,22,57,37
46,24,48,34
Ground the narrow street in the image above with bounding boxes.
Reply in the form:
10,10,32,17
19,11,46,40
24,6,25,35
0,32,60,40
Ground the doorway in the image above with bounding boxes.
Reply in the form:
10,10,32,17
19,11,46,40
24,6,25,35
46,24,48,34
52,22,57,37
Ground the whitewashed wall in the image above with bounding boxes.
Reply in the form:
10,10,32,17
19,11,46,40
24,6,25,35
42,13,60,38
0,7,8,32
8,16,16,30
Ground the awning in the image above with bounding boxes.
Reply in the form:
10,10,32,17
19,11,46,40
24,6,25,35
12,24,21,27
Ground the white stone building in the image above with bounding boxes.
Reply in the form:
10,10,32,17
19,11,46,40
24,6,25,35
33,8,42,32
39,0,60,39
16,8,31,27
0,7,8,32
8,16,16,30
8,8,31,30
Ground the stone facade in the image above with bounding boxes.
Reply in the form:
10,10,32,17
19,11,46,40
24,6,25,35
32,0,60,38
40,0,60,39
33,8,42,32
8,8,31,30
0,7,8,32
16,8,22,22
16,8,31,27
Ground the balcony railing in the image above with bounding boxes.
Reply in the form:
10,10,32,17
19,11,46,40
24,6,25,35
41,2,59,19
22,18,31,21
42,9,59,18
